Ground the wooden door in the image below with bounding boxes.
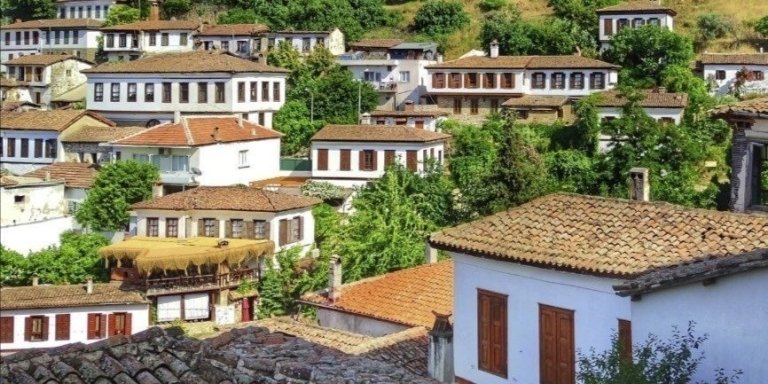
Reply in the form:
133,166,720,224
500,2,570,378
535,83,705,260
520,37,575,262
415,120,424,129
539,304,574,384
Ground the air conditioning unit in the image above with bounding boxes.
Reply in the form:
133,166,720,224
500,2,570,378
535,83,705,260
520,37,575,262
158,148,171,156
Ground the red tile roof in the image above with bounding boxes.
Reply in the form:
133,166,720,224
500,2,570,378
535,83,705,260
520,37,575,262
502,95,568,108
3,54,92,66
710,97,768,116
60,125,147,143
301,261,453,329
110,116,281,147
0,18,103,30
101,20,199,31
0,283,147,310
0,110,114,132
82,51,290,74
427,55,620,70
700,53,768,65
25,162,99,189
429,194,768,277
311,124,451,143
595,89,688,108
132,186,322,212
369,110,449,118
596,1,676,15
197,23,269,36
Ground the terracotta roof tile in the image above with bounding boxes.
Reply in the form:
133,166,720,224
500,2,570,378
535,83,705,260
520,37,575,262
369,110,449,117
0,77,28,87
197,23,269,36
311,124,451,143
302,261,453,329
82,51,290,74
349,39,404,49
0,282,147,310
710,97,768,116
0,110,114,132
700,53,768,65
595,89,689,108
597,1,676,15
60,125,146,143
110,116,280,147
429,194,768,277
101,20,199,31
132,186,322,212
3,54,92,66
0,18,103,30
427,55,620,70
1,101,40,112
502,95,568,108
24,162,99,189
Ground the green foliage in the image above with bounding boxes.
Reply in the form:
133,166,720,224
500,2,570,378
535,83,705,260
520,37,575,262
161,0,192,20
217,7,259,24
412,0,470,36
273,101,319,155
76,160,159,231
547,0,620,36
0,0,55,21
603,26,694,87
301,181,346,201
696,13,734,47
478,0,507,12
0,232,109,286
257,247,328,318
755,15,768,38
267,41,303,72
545,150,598,194
578,322,742,384
311,203,344,249
102,5,140,27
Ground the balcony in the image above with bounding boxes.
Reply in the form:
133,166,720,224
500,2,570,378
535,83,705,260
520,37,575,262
159,170,197,186
144,267,259,295
374,81,398,93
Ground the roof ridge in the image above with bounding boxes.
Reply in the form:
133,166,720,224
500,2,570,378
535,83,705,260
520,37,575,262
181,117,194,145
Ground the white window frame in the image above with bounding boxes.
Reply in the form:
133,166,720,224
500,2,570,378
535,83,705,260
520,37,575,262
238,150,248,167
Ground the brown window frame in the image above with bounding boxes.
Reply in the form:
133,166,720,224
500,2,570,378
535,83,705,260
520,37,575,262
539,304,575,384
6,138,16,158
453,98,462,114
238,82,246,103
0,317,13,343
618,319,632,362
55,314,70,341
26,315,47,342
34,139,43,158
432,72,445,88
250,81,258,101
273,82,281,102
384,150,396,167
552,72,565,90
483,73,496,88
339,149,351,171
360,149,376,171
179,82,189,103
617,18,629,31
532,72,546,89
465,73,478,88
109,312,131,336
449,73,462,88
589,73,605,90
202,218,218,237
570,72,584,89
146,217,159,237
478,289,507,378
262,82,270,102
715,70,726,80
500,73,515,89
317,148,328,171
604,18,613,36
166,218,178,237
230,219,244,238
197,82,208,103
20,138,29,158
406,150,417,171
162,82,172,103
253,220,268,239
215,82,226,103
161,32,169,46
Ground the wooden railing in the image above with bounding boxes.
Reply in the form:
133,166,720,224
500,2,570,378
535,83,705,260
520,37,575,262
144,268,258,294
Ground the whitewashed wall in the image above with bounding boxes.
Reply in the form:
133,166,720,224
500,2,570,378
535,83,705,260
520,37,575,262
371,116,443,131
57,0,116,20
0,303,149,350
0,130,63,165
453,253,630,384
597,106,685,124
703,64,768,96
196,138,280,186
598,13,674,50
0,216,74,254
426,69,617,97
0,182,67,226
631,268,768,383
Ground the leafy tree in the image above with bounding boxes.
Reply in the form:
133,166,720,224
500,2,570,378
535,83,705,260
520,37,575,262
0,246,28,286
603,26,694,87
257,246,329,318
217,7,260,24
273,101,321,155
0,0,55,21
547,0,620,37
76,160,159,231
102,5,140,27
412,0,470,36
350,0,395,30
480,10,595,56
755,15,768,38
696,13,734,47
267,41,303,72
161,0,192,20
578,322,742,384
545,149,598,194
300,181,346,201
479,0,507,12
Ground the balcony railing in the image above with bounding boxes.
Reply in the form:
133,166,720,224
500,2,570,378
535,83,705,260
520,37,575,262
144,267,258,295
375,81,397,92
159,170,196,185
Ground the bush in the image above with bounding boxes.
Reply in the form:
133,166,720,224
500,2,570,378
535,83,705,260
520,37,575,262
301,181,346,201
696,13,734,45
161,0,192,19
479,0,506,12
412,0,470,36
755,15,768,38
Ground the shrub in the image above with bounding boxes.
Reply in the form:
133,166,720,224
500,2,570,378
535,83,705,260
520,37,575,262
696,13,734,45
754,15,768,38
161,0,191,19
479,0,506,12
412,0,470,36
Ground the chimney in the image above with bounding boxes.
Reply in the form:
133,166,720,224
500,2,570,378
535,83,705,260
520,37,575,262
212,127,220,142
404,100,415,112
428,312,454,383
174,110,182,123
436,54,443,63
360,112,372,125
656,86,666,93
152,183,164,198
425,242,438,264
86,276,93,294
149,0,160,21
629,167,650,202
32,275,39,286
490,39,499,59
45,171,51,181
329,255,342,302
238,114,244,128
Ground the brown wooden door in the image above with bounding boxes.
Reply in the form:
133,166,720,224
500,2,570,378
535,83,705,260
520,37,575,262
539,304,574,384
415,120,424,129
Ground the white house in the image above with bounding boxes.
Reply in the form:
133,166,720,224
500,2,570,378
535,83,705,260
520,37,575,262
0,281,149,352
339,40,438,110
424,43,620,122
4,54,92,109
614,249,768,383
597,1,676,51
56,0,123,20
197,23,270,59
100,20,199,62
309,123,451,188
1,109,115,174
428,188,768,384
107,115,281,194
699,53,768,96
260,28,346,56
0,18,103,69
24,162,99,215
82,51,289,127
0,78,33,104
368,108,448,131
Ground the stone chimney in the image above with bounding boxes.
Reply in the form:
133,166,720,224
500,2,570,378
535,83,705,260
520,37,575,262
32,275,39,286
174,110,182,123
329,255,342,302
655,86,666,93
238,114,244,128
86,276,93,294
149,0,161,21
404,100,415,112
45,171,51,181
425,241,438,264
428,312,454,383
629,167,650,202
436,54,443,63
212,127,221,142
490,39,499,59
152,183,164,198
360,112,372,125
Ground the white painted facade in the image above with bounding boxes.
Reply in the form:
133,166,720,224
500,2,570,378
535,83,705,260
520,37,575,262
85,73,286,127
0,28,101,73
310,140,446,188
132,207,315,253
56,0,116,20
0,216,74,254
5,58,91,108
630,268,768,383
0,180,67,227
597,106,684,125
0,130,64,169
452,253,630,384
103,29,196,61
0,30,40,73
0,303,149,351
427,69,618,97
598,13,674,51
261,29,345,56
340,57,436,110
369,115,444,131
703,63,768,96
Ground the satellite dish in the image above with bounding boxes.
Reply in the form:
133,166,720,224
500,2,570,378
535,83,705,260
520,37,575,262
145,119,161,128
191,167,202,175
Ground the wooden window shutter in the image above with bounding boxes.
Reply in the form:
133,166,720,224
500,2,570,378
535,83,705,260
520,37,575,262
24,317,32,341
224,220,232,238
0,317,13,343
384,150,395,167
197,219,204,236
539,305,575,384
125,313,132,335
87,313,96,339
618,319,632,362
99,314,107,338
55,314,70,341
244,220,254,239
278,219,288,246
478,293,491,372
604,18,613,35
340,149,351,171
41,316,49,341
358,150,365,171
213,220,220,238
406,150,417,171
478,290,507,378
298,216,304,241
371,150,378,171
108,314,116,336
317,149,328,171
264,220,271,240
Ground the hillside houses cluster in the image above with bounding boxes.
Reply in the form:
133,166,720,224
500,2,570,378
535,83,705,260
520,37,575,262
1,0,767,383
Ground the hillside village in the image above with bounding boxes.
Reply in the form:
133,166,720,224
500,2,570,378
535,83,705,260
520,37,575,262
0,0,767,383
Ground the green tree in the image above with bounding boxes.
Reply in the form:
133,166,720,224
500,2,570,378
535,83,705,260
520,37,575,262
603,26,694,87
480,10,595,56
217,7,260,24
0,246,28,286
755,15,768,38
696,13,734,48
76,160,159,231
102,5,140,27
547,0,620,37
257,246,329,318
0,0,55,21
161,0,192,20
412,0,470,36
273,101,320,155
479,0,507,12
267,41,303,72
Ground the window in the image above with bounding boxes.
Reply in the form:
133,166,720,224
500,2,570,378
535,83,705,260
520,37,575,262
5,138,15,157
552,73,565,89
618,319,632,362
133,153,149,163
149,32,156,46
53,30,60,45
20,138,29,158
261,82,270,101
400,71,411,83
78,6,83,17
45,139,57,158
180,33,188,46
432,73,445,88
360,150,376,171
267,38,276,50
570,72,584,89
384,150,396,167
110,83,120,102
753,71,765,81
197,82,208,103
490,99,499,114
258,113,265,126
171,155,188,171
273,82,281,102
14,195,25,204
248,81,258,101
34,139,43,158
3,32,8,45
73,31,79,44
648,17,660,26
15,31,21,45
145,83,155,102
483,73,496,88
45,31,50,45
86,5,92,18
658,117,675,125
470,98,479,115
453,98,462,114
449,73,462,88
26,316,47,341
221,41,229,51
64,30,70,44
278,216,303,245
105,33,113,47
238,82,246,102
465,73,479,88
715,70,726,80
254,220,267,239
94,83,103,101
590,72,605,89
95,5,101,18
340,149,351,171
33,31,39,45
478,289,507,378
161,33,169,46
0,317,13,343
500,73,514,88
632,18,645,27
291,216,301,242
166,218,178,237
316,148,328,170
110,313,130,336
162,82,171,103
146,218,159,237
215,82,225,103
238,150,248,167
406,150,417,171
202,218,218,237
179,82,189,103
316,37,325,47
532,72,546,89
24,31,30,45
229,219,244,238
237,40,248,53
302,37,311,52
118,33,126,47
617,18,629,31
127,83,137,102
